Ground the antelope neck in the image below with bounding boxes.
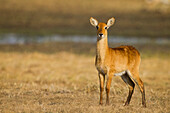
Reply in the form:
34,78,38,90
96,36,109,61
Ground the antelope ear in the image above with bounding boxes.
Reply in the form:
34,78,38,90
90,17,98,27
107,17,115,28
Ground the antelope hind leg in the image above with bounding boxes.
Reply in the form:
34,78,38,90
121,73,135,106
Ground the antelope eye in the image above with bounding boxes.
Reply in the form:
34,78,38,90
105,27,107,29
96,26,99,30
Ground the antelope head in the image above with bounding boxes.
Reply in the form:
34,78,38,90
90,17,115,40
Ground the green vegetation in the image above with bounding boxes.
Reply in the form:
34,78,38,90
0,0,170,37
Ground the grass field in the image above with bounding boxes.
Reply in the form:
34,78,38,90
0,42,169,112
0,0,170,37
0,0,169,112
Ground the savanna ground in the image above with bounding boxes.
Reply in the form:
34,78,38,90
0,42,169,112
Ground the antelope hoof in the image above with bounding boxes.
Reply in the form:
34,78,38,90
106,102,110,106
99,102,103,105
124,102,129,106
142,103,146,108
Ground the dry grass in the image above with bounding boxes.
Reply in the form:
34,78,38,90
0,42,169,112
0,0,170,37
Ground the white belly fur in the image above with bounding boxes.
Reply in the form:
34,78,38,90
114,71,126,76
114,70,137,84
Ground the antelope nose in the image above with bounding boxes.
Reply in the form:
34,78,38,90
98,34,103,37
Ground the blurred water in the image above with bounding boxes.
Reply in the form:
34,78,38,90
0,34,169,45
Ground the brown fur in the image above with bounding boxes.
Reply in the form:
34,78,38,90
90,17,146,107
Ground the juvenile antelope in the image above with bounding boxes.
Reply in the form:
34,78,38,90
90,17,146,107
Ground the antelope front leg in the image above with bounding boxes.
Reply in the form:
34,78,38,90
98,73,105,105
106,73,113,105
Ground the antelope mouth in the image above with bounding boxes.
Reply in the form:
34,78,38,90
97,35,105,40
